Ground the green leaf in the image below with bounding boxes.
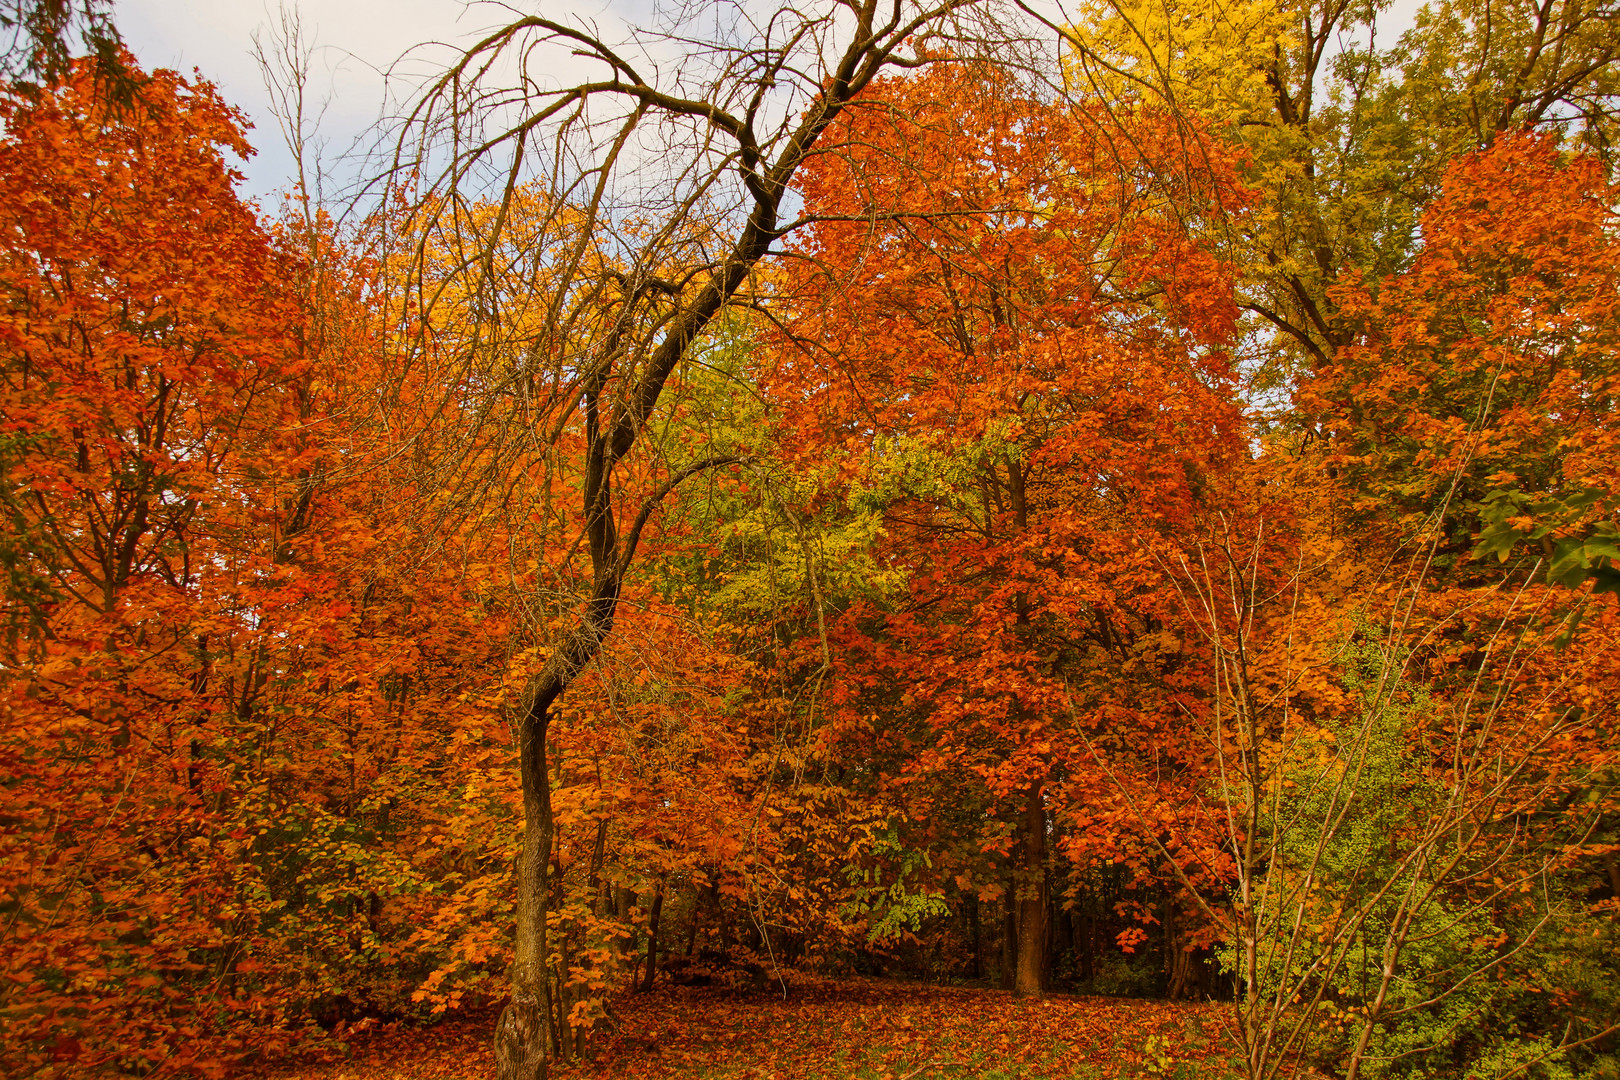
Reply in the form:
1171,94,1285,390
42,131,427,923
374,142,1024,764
1588,564,1620,597
1471,520,1524,564
1562,486,1607,513
1546,539,1589,587
1552,610,1586,651
1581,533,1620,564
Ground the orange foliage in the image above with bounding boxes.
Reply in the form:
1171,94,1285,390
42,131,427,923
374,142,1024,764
2,43,1617,1080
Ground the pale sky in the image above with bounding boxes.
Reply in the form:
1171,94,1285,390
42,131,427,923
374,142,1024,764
117,0,612,204
116,0,1427,207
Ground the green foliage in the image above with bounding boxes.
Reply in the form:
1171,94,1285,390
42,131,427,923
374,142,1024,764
651,320,906,627
1228,629,1612,1079
1473,487,1620,595
850,421,1022,526
840,825,951,944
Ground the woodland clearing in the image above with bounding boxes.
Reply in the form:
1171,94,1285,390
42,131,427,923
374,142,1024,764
267,980,1228,1080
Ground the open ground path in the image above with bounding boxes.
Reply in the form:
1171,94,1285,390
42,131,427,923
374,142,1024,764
267,980,1234,1080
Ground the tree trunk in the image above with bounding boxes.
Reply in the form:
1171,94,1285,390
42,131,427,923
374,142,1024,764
966,890,983,980
1042,887,1055,993
494,712,553,1080
586,817,608,916
716,884,733,952
1055,903,1072,974
1015,781,1046,997
1077,908,1094,982
684,889,701,957
1164,897,1187,999
640,880,664,993
687,878,718,957
1000,878,1017,991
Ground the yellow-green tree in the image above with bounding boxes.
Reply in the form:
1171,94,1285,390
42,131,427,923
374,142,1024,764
1063,0,1619,374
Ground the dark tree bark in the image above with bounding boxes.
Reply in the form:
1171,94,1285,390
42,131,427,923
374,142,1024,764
1074,907,1093,982
966,889,983,979
686,878,717,957
1000,877,1017,991
716,883,734,952
1054,902,1072,972
640,881,664,993
1014,781,1047,996
586,818,608,916
492,714,555,1080
1042,887,1055,993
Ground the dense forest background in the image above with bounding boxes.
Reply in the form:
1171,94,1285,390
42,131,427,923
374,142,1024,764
1,0,1618,1077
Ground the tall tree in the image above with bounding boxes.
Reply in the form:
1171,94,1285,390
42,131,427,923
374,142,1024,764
386,2,1036,1073
764,61,1249,995
0,59,303,1072
1090,133,1620,1080
1306,130,1620,583
0,57,527,1072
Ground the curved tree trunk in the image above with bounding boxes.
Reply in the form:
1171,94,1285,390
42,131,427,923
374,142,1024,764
495,710,555,1080
426,12,975,1076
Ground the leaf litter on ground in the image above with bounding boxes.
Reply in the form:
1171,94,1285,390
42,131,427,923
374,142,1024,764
262,978,1235,1080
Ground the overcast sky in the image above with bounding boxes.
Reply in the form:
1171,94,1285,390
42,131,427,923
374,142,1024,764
116,0,1427,207
117,0,596,203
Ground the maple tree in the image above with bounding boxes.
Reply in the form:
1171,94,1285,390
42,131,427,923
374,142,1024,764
0,59,313,1074
376,5,1054,1076
1308,130,1620,588
762,60,1251,998
1076,133,1620,1080
1,57,518,1076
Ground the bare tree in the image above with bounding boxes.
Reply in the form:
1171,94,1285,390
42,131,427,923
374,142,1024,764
252,4,330,245
382,3,1042,1076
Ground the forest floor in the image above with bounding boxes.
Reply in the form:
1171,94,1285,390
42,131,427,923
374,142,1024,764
266,979,1238,1080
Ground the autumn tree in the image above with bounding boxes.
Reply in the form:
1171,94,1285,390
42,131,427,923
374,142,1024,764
381,2,1047,1073
1308,130,1620,585
1090,132,1620,1080
4,3,1613,1074
0,59,310,1072
1057,0,1620,375
0,57,534,1074
761,60,1252,995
